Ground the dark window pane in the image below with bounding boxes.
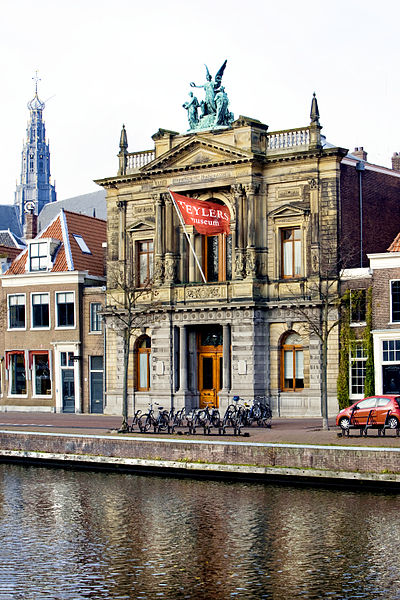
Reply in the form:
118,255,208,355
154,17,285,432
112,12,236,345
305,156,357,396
202,357,213,389
34,355,51,395
392,281,400,322
10,354,26,395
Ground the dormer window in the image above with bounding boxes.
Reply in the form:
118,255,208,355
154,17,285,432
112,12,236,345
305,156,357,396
29,241,48,271
27,238,60,273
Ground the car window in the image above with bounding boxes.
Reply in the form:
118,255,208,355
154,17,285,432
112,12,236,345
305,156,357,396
376,397,391,407
356,398,377,409
395,398,400,409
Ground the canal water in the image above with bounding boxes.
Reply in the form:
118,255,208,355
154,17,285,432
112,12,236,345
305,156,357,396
0,464,399,600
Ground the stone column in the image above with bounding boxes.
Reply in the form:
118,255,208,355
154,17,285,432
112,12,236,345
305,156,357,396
116,199,127,262
164,194,175,284
222,323,231,391
153,194,164,285
245,184,258,278
179,325,188,392
232,184,245,279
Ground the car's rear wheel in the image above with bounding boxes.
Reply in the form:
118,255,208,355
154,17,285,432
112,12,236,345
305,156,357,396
339,417,351,430
388,416,399,429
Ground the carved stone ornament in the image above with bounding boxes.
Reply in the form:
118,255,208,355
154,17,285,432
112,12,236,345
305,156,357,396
234,251,245,279
186,286,221,299
164,256,175,283
153,255,164,284
116,199,127,211
308,178,318,189
246,248,257,278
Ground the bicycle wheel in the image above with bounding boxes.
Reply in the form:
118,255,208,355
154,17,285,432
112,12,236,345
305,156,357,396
138,414,152,432
157,411,169,432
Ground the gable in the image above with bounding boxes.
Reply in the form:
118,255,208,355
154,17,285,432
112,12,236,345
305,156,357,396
140,136,253,173
268,203,309,220
128,219,155,233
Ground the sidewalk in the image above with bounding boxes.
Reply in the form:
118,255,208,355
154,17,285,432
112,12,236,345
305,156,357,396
0,412,399,447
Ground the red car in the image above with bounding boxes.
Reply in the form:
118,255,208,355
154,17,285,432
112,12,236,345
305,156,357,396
336,395,400,430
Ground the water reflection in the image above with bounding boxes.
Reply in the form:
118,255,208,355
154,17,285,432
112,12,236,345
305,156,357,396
0,464,400,599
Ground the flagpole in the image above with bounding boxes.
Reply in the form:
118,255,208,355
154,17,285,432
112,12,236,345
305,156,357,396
168,190,207,284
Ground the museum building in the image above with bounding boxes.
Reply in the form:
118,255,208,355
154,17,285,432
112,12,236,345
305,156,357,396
96,82,400,418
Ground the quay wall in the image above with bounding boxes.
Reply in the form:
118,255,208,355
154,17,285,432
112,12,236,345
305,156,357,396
1,430,400,488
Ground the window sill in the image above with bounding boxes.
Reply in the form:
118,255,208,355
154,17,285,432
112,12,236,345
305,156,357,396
350,322,366,328
30,327,51,331
7,328,27,332
55,326,76,330
89,331,102,335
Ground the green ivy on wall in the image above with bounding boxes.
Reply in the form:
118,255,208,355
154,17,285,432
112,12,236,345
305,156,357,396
337,288,374,409
363,287,375,397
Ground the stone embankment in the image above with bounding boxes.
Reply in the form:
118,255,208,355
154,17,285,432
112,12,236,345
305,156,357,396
1,426,400,489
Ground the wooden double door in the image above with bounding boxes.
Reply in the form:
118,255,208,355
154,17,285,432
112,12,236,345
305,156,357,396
198,349,223,409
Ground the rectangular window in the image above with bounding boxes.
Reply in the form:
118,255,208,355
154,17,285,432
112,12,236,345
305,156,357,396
33,353,51,396
137,240,153,286
281,228,301,278
8,352,26,395
31,293,49,328
350,289,366,323
392,281,400,322
8,295,26,329
350,342,366,397
90,303,102,332
383,339,400,362
203,234,232,282
29,242,48,271
56,292,75,327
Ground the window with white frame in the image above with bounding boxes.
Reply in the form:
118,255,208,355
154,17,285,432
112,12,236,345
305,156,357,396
350,342,366,397
90,303,102,332
7,352,27,395
56,292,75,327
382,339,400,362
31,293,49,328
391,281,400,322
29,241,48,271
8,295,26,329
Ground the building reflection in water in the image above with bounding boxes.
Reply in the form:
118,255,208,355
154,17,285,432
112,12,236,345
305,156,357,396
0,464,400,599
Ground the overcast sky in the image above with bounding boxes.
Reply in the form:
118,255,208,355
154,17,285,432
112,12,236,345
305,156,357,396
1,0,399,204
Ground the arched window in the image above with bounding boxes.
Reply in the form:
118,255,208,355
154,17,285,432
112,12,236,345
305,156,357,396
281,332,304,391
136,336,151,391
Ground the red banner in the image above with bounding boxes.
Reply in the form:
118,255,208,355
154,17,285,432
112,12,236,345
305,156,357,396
170,191,230,235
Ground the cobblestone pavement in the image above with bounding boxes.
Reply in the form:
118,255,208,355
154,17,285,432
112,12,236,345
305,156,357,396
0,412,399,447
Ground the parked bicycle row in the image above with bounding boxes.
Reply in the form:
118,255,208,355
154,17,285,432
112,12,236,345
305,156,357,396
128,396,272,436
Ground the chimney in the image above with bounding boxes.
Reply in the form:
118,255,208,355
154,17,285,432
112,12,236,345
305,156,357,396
392,152,400,172
25,211,38,240
353,147,367,161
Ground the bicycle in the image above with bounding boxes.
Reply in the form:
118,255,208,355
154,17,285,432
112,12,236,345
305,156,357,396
138,402,169,433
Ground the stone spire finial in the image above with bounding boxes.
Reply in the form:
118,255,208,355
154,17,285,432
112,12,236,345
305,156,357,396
118,125,128,176
119,124,128,152
310,92,320,125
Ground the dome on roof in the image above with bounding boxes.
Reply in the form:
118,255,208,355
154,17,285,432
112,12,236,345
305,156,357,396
27,92,45,111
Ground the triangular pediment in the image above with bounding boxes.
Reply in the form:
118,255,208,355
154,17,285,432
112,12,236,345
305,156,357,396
268,203,309,219
140,136,253,173
128,219,155,232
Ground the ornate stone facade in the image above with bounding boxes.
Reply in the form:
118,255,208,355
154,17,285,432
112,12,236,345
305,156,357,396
96,105,355,418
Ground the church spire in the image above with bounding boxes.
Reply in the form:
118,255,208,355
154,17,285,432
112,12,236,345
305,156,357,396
14,73,56,229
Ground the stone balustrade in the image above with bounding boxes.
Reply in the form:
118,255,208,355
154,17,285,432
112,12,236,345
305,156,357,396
267,128,310,151
126,150,156,172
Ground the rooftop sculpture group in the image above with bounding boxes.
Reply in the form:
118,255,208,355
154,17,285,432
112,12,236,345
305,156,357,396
183,60,234,132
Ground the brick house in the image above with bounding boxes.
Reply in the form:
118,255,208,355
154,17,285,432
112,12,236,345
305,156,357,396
0,210,106,413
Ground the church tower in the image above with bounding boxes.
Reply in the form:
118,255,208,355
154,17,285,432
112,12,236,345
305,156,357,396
14,75,56,227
